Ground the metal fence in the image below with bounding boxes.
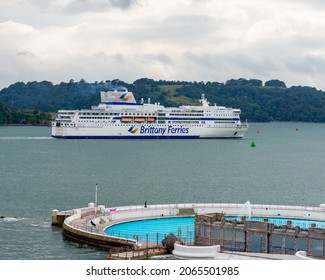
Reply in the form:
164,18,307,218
107,231,195,247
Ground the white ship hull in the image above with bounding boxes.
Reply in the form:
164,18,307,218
52,124,247,139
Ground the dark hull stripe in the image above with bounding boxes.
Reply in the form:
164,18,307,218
51,135,243,139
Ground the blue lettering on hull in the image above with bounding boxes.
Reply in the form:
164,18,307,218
139,125,189,135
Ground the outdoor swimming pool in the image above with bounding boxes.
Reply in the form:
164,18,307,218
104,216,195,243
104,216,325,243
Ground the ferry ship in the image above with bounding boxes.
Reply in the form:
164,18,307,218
51,87,248,139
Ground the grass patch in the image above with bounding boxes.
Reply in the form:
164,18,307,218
158,85,200,106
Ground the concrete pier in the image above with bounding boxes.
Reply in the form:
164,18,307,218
51,209,73,226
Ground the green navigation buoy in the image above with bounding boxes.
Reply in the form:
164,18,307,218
251,141,256,148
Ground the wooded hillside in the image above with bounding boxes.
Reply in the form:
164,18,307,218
1,78,325,124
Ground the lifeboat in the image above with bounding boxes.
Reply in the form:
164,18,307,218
147,117,155,122
134,117,145,122
121,117,132,122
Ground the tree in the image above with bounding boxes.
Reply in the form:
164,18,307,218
264,79,287,88
0,101,12,124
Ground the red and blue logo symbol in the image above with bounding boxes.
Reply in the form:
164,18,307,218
128,126,139,134
120,93,131,101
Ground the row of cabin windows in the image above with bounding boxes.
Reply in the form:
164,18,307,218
171,110,204,113
79,113,157,117
170,113,235,117
78,112,235,117
79,117,111,119
121,113,154,116
79,112,119,116
170,113,204,116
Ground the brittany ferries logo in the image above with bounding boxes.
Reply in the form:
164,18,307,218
128,125,189,135
128,126,139,134
120,93,132,101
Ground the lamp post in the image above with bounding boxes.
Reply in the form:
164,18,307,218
95,183,98,214
95,183,98,206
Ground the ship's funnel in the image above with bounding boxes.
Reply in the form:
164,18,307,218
100,90,137,104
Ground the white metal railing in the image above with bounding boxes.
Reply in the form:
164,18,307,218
102,203,325,214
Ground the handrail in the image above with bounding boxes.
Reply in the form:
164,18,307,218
102,203,325,214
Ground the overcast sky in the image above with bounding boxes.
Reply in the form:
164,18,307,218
1,0,325,90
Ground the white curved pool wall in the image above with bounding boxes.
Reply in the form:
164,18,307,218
173,243,220,258
98,203,325,224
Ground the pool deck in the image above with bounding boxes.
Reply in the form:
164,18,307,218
52,202,325,259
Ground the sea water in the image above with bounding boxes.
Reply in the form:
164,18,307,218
0,122,325,259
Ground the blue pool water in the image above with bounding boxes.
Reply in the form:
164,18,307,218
104,216,325,243
104,217,195,243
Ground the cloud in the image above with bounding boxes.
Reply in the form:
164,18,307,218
17,50,36,58
285,0,325,9
1,0,325,89
61,0,139,13
182,51,279,82
285,55,325,75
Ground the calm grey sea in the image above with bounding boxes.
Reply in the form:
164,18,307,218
0,122,324,259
